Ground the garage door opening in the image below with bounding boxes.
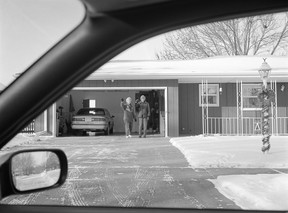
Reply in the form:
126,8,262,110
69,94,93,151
55,87,168,137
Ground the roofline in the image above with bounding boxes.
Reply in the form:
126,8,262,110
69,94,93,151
91,56,288,82
86,75,288,83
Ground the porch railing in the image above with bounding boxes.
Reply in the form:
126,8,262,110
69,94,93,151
21,120,35,134
277,117,288,135
205,117,288,136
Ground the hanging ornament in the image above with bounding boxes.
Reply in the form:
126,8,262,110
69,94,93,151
259,88,275,153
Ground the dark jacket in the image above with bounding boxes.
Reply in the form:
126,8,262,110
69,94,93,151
121,102,136,122
135,101,150,118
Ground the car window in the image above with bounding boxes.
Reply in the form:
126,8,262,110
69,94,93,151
77,108,105,116
0,0,85,91
105,110,111,117
1,9,288,212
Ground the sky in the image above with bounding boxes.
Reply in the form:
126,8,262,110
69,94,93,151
2,1,286,90
0,0,164,89
0,0,85,87
113,35,164,61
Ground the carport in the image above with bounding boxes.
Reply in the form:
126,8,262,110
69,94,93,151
57,86,168,137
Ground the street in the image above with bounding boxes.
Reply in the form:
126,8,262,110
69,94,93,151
1,135,283,209
14,169,60,191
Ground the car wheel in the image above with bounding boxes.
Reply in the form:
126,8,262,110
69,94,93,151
82,131,87,136
104,124,110,135
72,130,81,136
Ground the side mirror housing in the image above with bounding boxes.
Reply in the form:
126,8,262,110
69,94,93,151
111,115,115,118
0,149,68,200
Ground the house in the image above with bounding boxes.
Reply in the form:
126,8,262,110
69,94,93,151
31,56,288,137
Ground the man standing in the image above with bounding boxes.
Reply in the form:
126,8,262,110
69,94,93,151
121,97,137,138
135,95,150,138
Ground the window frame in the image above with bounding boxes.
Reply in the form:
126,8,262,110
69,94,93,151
242,83,262,111
198,84,220,107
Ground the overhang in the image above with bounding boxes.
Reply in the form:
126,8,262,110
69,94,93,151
87,56,288,83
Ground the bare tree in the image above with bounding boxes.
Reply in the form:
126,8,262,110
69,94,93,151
12,153,35,175
156,13,288,60
46,153,60,170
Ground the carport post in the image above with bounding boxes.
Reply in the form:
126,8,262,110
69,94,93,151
52,103,57,137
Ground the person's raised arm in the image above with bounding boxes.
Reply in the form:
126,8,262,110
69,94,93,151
135,99,139,106
120,98,125,110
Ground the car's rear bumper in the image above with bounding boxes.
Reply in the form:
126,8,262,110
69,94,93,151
71,124,108,131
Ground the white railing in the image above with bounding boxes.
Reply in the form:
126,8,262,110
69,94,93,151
207,117,238,135
205,117,288,136
242,117,262,135
21,120,35,134
277,117,288,135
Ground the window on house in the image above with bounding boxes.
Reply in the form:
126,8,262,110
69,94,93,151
89,100,96,108
199,84,219,107
242,84,262,110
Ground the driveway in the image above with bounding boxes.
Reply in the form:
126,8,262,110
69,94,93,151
1,135,239,208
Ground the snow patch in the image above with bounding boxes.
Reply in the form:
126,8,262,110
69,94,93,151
1,133,52,150
208,174,288,210
163,171,174,184
170,136,288,168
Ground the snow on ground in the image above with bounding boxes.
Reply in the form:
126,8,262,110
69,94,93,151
209,174,288,210
170,136,288,210
15,169,60,191
1,132,52,150
170,136,288,168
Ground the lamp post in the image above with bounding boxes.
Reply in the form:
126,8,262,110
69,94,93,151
258,58,274,153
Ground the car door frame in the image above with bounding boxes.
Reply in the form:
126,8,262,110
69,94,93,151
1,0,288,212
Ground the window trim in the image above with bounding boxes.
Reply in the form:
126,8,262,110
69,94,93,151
199,84,219,107
243,108,262,111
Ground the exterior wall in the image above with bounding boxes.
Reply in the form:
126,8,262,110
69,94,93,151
63,80,179,137
34,112,44,133
220,83,237,117
276,82,288,135
179,84,202,135
168,85,179,137
179,83,236,135
34,106,54,134
179,82,288,136
47,106,53,134
277,82,288,117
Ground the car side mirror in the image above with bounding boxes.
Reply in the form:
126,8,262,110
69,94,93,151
111,115,115,118
0,149,68,200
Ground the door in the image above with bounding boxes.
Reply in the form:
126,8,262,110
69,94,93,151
82,99,96,108
83,99,90,108
135,90,161,134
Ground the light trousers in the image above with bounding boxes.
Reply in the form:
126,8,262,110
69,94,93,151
138,117,148,136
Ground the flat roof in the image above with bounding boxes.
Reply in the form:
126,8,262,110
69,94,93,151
87,56,288,83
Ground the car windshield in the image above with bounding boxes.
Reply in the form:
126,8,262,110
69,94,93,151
77,109,105,116
1,2,288,211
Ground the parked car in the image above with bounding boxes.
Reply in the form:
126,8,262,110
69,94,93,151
0,0,288,213
71,108,114,135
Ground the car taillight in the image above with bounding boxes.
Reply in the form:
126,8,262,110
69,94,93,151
92,118,106,121
73,118,85,121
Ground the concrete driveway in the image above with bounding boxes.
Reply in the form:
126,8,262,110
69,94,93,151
1,135,239,209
